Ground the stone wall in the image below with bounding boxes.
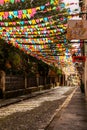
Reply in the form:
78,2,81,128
0,73,59,98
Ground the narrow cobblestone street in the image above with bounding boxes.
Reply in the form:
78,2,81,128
0,86,75,130
0,0,87,130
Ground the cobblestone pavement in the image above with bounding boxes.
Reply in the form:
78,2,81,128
46,87,87,130
0,86,75,130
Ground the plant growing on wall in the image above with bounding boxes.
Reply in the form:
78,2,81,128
0,39,50,76
38,60,49,76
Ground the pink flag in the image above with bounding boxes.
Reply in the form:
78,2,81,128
0,0,4,5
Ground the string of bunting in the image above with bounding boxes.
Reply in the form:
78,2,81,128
0,0,58,5
0,0,75,67
0,0,60,21
0,13,67,26
0,1,79,21
4,38,70,62
2,36,69,57
2,36,61,66
0,0,25,5
0,0,78,9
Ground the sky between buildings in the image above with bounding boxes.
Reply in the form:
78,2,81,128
63,0,81,19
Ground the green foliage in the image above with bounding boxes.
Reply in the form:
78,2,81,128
38,60,49,76
56,68,62,75
0,39,9,70
8,52,22,69
0,39,50,76
0,39,27,74
50,65,62,75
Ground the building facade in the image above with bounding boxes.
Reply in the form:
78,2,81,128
79,0,87,100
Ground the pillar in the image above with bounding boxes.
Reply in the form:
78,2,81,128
0,70,6,98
